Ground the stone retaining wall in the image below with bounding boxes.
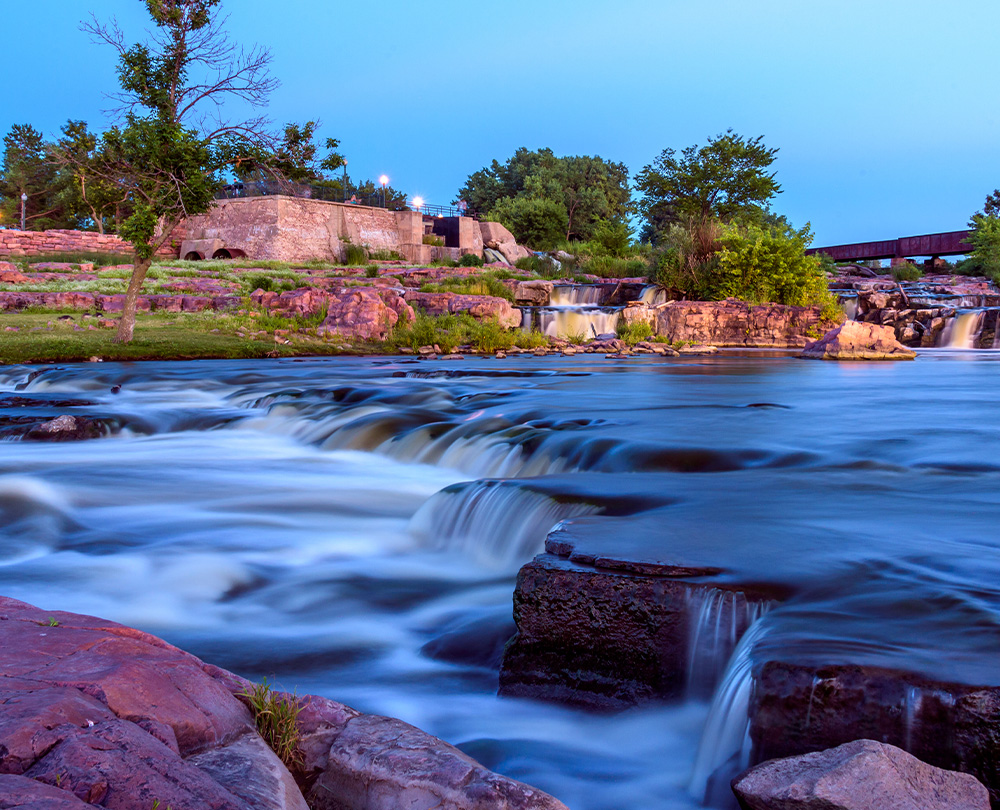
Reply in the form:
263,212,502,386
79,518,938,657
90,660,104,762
0,228,175,258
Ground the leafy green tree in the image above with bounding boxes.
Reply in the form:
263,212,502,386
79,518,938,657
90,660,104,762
457,148,631,242
488,196,568,250
0,124,65,230
961,213,1000,280
54,120,128,234
82,0,277,343
636,130,781,241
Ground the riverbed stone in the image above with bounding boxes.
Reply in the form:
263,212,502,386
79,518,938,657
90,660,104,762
732,739,990,810
801,320,916,360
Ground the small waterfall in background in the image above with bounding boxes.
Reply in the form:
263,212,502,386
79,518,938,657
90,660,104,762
939,310,985,349
839,295,859,321
687,617,771,808
550,285,604,307
639,284,669,306
686,588,774,700
523,283,621,339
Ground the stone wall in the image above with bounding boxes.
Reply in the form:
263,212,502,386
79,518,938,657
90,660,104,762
0,228,175,258
180,197,483,265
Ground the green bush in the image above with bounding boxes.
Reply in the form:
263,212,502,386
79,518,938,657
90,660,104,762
458,253,484,267
616,320,654,345
364,265,379,278
581,255,650,279
514,254,561,277
422,234,445,247
514,329,549,349
244,274,297,293
891,262,922,282
962,214,1000,283
368,249,403,261
343,243,368,265
474,318,516,352
419,271,514,301
591,220,634,258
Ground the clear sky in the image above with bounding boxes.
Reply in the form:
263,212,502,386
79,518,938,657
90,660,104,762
3,0,998,247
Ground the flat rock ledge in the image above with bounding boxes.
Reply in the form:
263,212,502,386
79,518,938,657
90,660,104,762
733,739,990,810
800,320,916,360
0,596,567,810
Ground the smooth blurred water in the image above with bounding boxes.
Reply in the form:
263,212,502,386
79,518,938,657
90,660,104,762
3,351,1000,809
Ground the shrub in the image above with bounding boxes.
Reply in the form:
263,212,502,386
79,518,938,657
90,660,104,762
364,265,379,278
514,254,561,277
514,329,549,349
474,318,516,352
616,320,654,345
241,679,301,768
369,249,403,261
244,274,297,293
583,255,650,279
419,272,514,301
891,262,922,282
458,253,484,267
343,243,368,266
422,234,445,246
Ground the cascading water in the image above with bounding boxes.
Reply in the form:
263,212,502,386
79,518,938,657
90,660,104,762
523,283,621,338
408,480,602,569
939,309,985,348
686,588,773,700
687,618,771,808
6,355,1000,809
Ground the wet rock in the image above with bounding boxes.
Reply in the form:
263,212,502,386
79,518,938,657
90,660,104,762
24,414,104,442
499,550,768,710
733,739,990,810
748,661,1000,806
801,321,916,360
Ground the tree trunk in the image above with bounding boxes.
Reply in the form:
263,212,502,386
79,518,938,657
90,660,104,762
113,256,152,343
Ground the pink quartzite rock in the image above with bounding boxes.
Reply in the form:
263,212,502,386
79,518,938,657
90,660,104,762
318,287,415,340
403,291,522,328
0,773,99,808
801,320,916,360
479,222,533,265
656,299,832,348
732,739,990,810
0,262,31,284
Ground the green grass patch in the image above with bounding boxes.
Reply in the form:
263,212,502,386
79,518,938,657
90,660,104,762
418,271,514,302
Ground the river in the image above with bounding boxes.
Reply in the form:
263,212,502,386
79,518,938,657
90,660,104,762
2,350,999,809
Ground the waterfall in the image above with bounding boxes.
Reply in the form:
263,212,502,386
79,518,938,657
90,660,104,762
639,285,668,306
686,588,774,700
688,617,770,807
939,310,984,348
840,296,859,321
408,480,601,568
526,307,622,339
549,285,604,307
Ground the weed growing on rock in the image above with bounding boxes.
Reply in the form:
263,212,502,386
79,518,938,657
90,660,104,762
241,678,302,768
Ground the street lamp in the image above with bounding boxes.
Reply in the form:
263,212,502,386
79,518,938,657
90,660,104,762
379,175,389,208
342,160,348,202
20,193,27,231
412,196,424,213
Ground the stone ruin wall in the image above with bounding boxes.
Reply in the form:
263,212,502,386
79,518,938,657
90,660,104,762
180,196,445,264
0,229,176,258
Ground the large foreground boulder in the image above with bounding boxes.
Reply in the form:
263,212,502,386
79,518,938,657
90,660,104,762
801,320,916,360
0,596,566,810
733,739,990,810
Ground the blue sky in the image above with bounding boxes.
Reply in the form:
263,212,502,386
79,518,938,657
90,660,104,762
3,0,998,247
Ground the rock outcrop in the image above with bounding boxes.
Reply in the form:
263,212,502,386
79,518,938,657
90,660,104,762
733,739,990,810
318,288,415,341
0,596,567,810
801,320,916,360
656,300,834,348
403,291,522,328
0,261,31,284
480,222,532,266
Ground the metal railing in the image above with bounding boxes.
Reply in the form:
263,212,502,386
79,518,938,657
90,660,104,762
215,180,473,218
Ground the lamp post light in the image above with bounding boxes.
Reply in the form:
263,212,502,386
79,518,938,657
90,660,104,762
412,196,424,213
379,175,389,208
342,160,348,202
20,193,27,231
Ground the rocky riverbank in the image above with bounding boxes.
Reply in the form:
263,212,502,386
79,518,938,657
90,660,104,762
0,595,566,810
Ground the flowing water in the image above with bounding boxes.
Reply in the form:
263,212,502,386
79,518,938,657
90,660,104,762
3,352,1000,808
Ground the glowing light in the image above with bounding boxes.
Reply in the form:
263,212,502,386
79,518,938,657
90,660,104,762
412,196,424,209
379,175,389,187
